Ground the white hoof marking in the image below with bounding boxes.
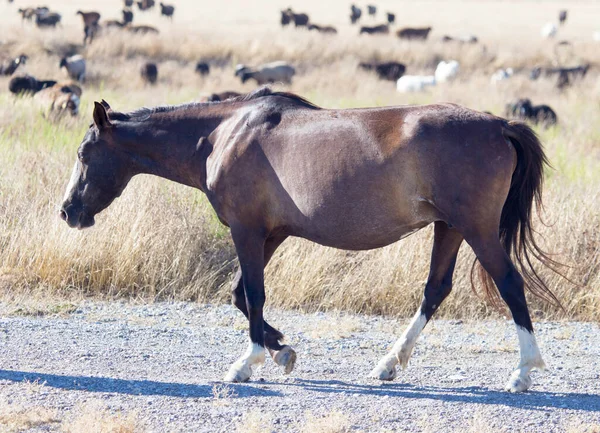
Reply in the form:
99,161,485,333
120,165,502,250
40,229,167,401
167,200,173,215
223,342,265,383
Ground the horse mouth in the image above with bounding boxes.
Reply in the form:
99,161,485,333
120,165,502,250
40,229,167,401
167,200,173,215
59,207,95,229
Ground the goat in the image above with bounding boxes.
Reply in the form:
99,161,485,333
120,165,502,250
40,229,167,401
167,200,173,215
396,75,436,93
359,24,389,35
397,27,432,40
123,9,134,24
558,10,568,25
141,62,158,84
159,3,174,19
59,55,86,82
358,61,405,81
195,62,210,76
137,0,155,11
77,11,101,45
435,60,460,83
34,82,82,118
386,12,395,25
530,64,589,88
1,55,28,76
282,9,309,28
35,11,61,28
234,61,295,85
350,4,362,24
367,5,377,17
541,22,557,38
280,10,291,27
505,98,557,127
9,75,56,95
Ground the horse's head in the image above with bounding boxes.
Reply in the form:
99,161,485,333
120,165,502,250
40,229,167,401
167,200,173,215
60,101,134,229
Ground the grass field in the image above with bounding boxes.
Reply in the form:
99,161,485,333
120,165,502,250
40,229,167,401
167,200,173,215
0,0,599,320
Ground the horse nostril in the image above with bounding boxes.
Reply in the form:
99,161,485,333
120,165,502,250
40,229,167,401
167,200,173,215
59,210,68,221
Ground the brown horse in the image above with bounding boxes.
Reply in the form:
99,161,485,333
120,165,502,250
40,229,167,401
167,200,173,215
60,87,559,392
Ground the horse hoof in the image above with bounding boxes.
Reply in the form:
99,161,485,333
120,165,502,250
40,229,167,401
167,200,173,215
505,371,531,393
273,346,297,374
370,364,397,381
223,365,251,383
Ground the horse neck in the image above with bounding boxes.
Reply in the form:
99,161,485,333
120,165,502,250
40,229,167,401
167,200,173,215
119,105,227,190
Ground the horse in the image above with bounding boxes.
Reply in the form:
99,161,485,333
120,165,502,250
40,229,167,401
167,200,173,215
60,87,560,392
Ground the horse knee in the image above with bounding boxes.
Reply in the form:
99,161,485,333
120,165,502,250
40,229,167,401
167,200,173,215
422,280,452,318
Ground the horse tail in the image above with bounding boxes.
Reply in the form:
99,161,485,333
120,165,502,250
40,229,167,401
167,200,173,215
472,120,564,309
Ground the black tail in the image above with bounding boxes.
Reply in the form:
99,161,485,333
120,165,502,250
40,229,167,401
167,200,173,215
473,120,564,309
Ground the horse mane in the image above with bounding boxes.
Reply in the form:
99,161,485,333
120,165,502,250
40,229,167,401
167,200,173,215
108,86,320,122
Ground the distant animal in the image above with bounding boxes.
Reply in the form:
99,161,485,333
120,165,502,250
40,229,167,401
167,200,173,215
505,98,557,127
541,22,557,38
206,91,242,102
282,9,309,28
396,75,436,92
359,24,389,35
435,60,459,83
491,68,514,84
359,61,405,81
159,3,174,19
18,7,36,21
141,62,158,84
558,10,567,25
234,61,296,85
280,10,291,27
367,5,377,17
77,11,101,45
350,4,362,24
8,75,56,95
137,0,155,11
397,27,432,40
386,12,395,25
442,34,478,44
307,24,337,34
34,82,82,118
530,64,589,88
195,62,210,76
123,9,134,24
124,0,134,6
0,55,28,76
35,11,61,28
127,24,159,34
59,55,86,82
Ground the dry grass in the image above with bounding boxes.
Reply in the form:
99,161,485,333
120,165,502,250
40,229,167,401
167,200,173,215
0,402,60,433
0,0,599,321
61,401,143,433
211,383,237,406
299,411,351,433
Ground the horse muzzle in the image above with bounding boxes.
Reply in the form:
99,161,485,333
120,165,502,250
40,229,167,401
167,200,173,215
59,204,95,229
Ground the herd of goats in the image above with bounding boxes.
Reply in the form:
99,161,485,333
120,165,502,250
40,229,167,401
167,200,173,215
2,1,597,126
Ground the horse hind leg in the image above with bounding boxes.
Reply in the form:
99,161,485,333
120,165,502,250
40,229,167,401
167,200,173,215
371,221,463,380
465,233,545,392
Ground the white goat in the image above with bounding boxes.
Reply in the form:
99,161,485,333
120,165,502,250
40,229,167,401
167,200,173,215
396,75,436,93
491,68,514,84
435,60,460,83
541,22,558,38
59,55,86,82
235,61,296,85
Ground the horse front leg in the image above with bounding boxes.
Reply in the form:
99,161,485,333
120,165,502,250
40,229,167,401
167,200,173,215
224,228,267,382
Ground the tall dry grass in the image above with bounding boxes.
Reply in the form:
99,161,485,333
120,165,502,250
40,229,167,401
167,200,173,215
0,0,599,320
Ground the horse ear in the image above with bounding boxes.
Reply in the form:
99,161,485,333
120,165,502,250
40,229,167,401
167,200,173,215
93,101,112,129
100,99,112,111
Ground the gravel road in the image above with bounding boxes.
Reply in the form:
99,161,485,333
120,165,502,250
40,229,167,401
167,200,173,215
0,301,598,432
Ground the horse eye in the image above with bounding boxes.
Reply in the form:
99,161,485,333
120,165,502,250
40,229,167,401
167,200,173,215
78,153,88,164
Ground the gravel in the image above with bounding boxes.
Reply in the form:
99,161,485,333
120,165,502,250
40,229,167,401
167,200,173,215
0,301,599,432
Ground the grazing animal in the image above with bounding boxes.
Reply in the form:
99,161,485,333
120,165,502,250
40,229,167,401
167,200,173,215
308,24,337,34
195,62,210,76
530,64,589,88
491,68,514,84
8,75,56,95
359,24,389,35
558,10,567,25
59,55,86,82
234,61,295,85
205,91,242,102
137,0,155,11
141,62,158,84
18,7,36,21
60,87,559,394
396,75,436,92
127,24,159,34
350,4,362,24
0,55,28,76
282,9,309,28
77,11,101,45
367,5,377,17
397,27,432,40
505,98,557,127
123,9,134,24
358,61,405,81
435,60,459,83
35,11,61,28
280,10,291,27
442,34,478,44
34,82,82,118
159,3,174,19
386,12,395,25
541,22,557,38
